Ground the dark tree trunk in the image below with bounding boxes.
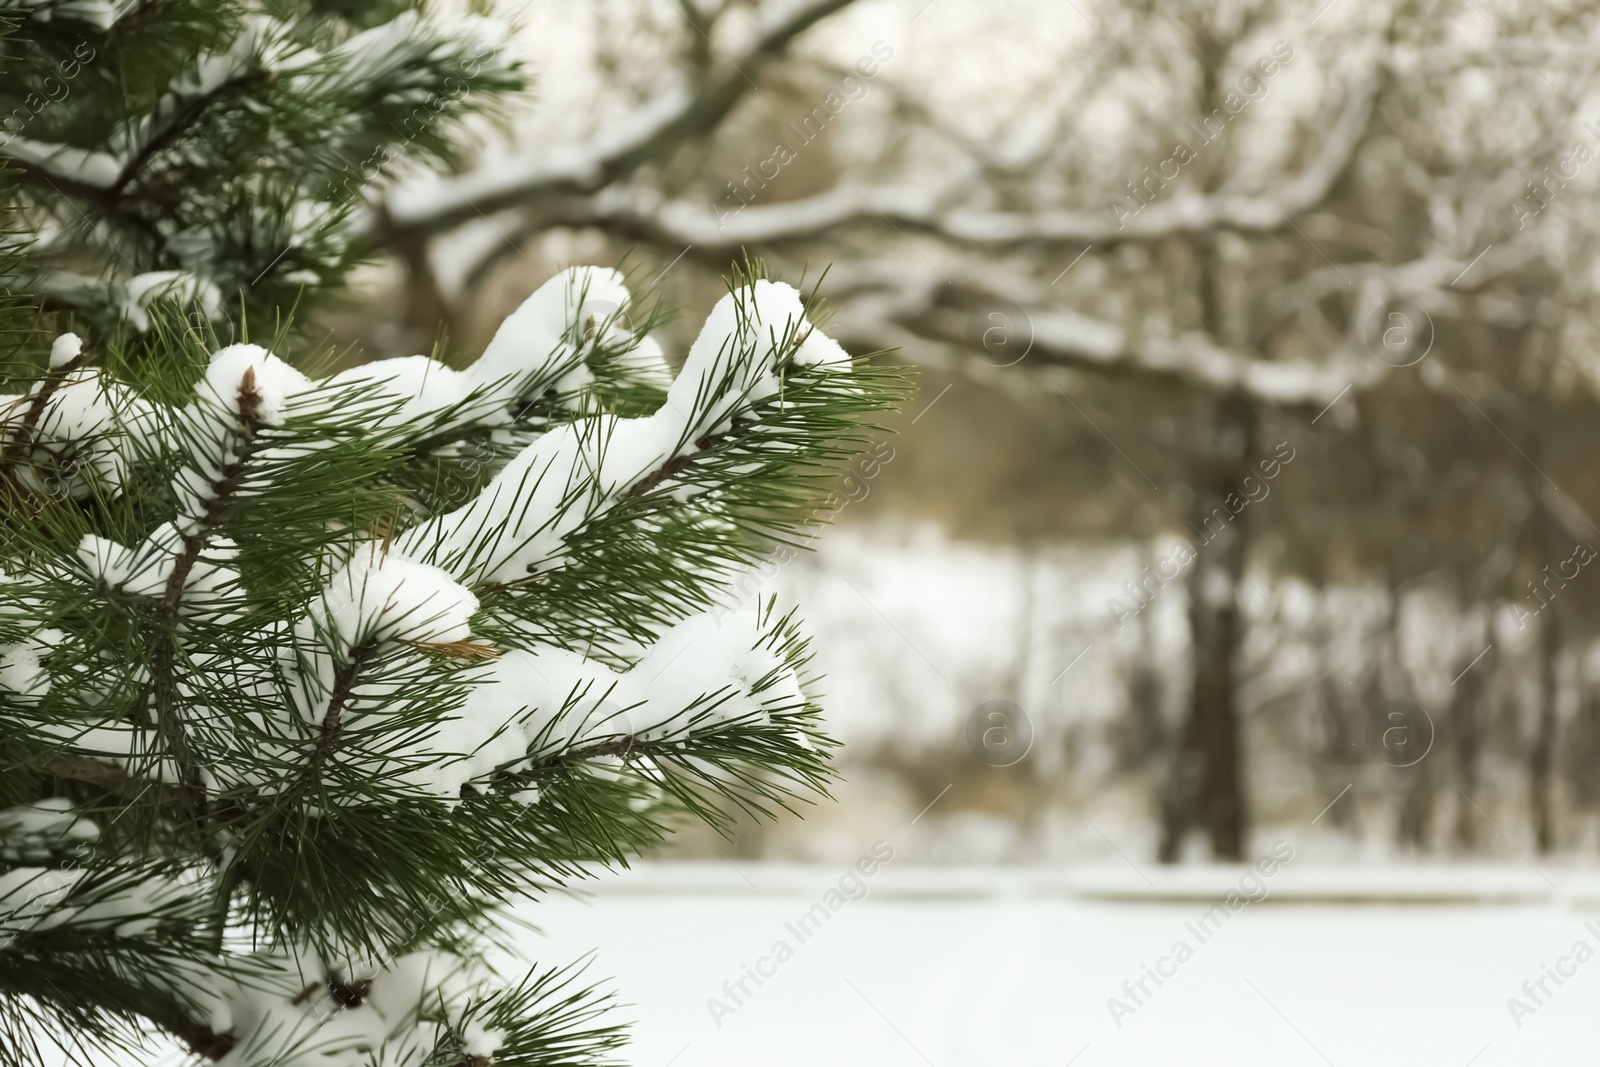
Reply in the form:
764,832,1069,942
1531,609,1560,852
1310,669,1359,831
1374,586,1433,851
1116,545,1169,771
1450,636,1487,850
1160,393,1256,862
1396,752,1433,850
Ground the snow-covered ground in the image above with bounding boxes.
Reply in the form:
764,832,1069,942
516,861,1600,1067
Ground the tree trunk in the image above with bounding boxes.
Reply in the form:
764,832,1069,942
1117,544,1169,771
1450,633,1487,850
1160,393,1256,862
1374,585,1433,851
1531,608,1560,852
1396,750,1433,850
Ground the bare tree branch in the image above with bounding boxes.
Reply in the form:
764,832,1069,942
816,260,1376,409
450,62,1380,265
380,0,860,239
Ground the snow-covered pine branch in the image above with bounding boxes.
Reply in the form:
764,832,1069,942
3,6,903,1059
2,0,525,335
0,847,608,1067
0,251,905,1064
395,274,852,585
0,334,154,500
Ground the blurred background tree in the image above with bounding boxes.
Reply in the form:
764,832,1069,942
317,0,1600,864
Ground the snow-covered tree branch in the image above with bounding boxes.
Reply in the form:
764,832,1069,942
0,4,906,1063
379,0,861,239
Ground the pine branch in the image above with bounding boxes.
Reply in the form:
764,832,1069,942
161,367,262,604
1,37,904,1053
37,753,134,795
149,366,267,816
307,637,378,777
0,352,84,473
109,70,269,197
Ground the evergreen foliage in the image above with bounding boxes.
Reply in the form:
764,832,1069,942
0,3,908,1063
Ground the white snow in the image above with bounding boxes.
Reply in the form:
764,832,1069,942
471,265,631,394
38,861,1596,1067
461,605,803,757
0,643,49,698
328,11,433,82
200,343,313,428
519,861,1600,1067
321,267,666,436
613,331,674,390
48,333,82,369
459,1019,506,1058
75,525,240,617
327,11,510,89
0,136,121,188
0,370,154,496
0,799,97,862
303,549,479,659
0,867,82,945
385,83,695,229
0,627,61,700
0,859,194,946
666,280,819,435
0,866,502,1063
77,532,174,598
325,355,476,429
40,868,194,939
15,0,140,31
287,548,479,736
403,276,849,584
161,344,315,552
626,609,801,735
121,271,223,331
208,945,495,1067
0,570,62,699
468,643,621,752
394,412,677,582
272,548,529,799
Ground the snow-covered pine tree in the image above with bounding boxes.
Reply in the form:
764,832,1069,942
0,4,906,1065
2,0,523,337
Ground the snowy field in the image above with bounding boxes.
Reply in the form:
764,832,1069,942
514,862,1600,1067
